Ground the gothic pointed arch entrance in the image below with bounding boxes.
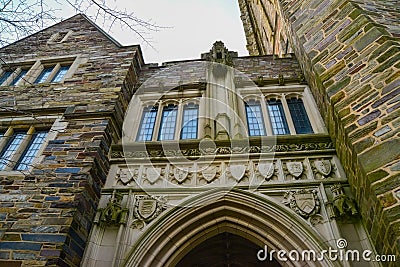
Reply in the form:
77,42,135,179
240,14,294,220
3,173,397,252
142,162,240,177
123,189,339,267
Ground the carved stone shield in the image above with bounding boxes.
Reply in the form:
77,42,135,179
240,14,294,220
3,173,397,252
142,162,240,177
287,162,303,178
294,191,316,215
138,198,157,220
146,167,161,184
229,164,246,181
201,165,218,182
258,162,274,180
174,167,189,183
117,169,132,185
315,160,331,176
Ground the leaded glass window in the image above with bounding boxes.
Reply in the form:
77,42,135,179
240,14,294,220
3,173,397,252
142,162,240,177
158,104,178,141
15,131,48,170
137,106,158,141
51,66,69,82
287,98,313,134
0,132,26,170
245,100,266,136
0,71,12,85
181,103,199,139
10,69,28,86
35,67,54,84
267,98,289,135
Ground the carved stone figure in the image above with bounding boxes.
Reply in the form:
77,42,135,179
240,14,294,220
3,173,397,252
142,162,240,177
99,192,128,225
330,184,358,219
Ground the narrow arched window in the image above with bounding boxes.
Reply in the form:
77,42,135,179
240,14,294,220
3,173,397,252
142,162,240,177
136,106,158,141
245,100,266,136
158,104,178,140
181,103,199,140
287,98,313,134
267,98,289,135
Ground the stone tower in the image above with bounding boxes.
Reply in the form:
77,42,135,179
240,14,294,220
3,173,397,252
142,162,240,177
238,0,400,258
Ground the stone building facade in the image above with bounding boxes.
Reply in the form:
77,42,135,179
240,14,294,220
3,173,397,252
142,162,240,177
238,0,400,260
0,3,398,267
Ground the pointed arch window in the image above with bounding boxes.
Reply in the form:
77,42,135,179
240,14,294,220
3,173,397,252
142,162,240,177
136,106,158,141
267,98,289,135
181,103,199,140
245,100,266,136
158,104,178,141
287,98,313,134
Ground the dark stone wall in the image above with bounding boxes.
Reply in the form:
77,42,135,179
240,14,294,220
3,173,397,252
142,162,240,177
0,15,143,266
274,0,400,258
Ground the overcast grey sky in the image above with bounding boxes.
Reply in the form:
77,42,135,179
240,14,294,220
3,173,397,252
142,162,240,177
93,0,249,64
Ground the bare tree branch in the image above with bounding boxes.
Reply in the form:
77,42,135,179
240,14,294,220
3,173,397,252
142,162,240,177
0,0,166,48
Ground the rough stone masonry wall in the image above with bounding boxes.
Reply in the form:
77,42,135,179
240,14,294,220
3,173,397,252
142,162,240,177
274,0,400,257
0,15,141,266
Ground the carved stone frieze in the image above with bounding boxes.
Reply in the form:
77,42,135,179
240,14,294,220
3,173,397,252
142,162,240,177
111,141,334,159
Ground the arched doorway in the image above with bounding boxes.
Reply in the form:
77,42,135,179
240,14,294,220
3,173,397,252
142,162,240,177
176,232,281,267
123,188,339,267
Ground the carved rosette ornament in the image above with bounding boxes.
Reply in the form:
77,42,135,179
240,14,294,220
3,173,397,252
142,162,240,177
131,195,167,229
283,189,320,218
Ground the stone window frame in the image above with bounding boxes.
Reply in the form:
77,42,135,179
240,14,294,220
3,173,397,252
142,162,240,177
0,116,65,174
134,94,202,142
0,55,80,86
240,85,326,136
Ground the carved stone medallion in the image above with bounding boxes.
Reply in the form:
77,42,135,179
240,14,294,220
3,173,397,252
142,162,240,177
287,162,303,178
173,167,189,183
146,167,161,184
229,164,246,181
257,162,274,180
314,160,332,176
283,189,320,218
